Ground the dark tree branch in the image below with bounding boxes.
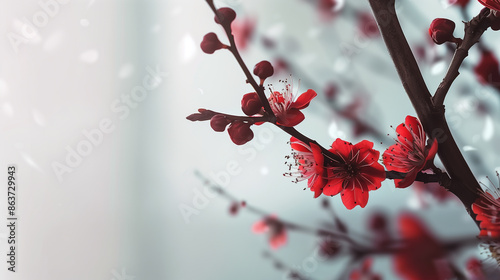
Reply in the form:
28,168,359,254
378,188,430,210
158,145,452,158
368,0,482,225
433,8,492,107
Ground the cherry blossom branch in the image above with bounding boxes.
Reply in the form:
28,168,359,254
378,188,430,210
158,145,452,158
205,0,276,123
433,8,493,107
368,0,482,224
385,171,451,187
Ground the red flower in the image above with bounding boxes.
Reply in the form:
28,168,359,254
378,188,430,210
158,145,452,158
252,215,287,249
383,116,438,189
349,258,381,280
288,137,326,198
394,214,450,280
474,50,500,89
268,82,317,127
472,189,500,238
478,0,500,11
323,139,386,210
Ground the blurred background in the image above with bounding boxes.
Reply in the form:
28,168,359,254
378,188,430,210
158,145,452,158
1,0,500,279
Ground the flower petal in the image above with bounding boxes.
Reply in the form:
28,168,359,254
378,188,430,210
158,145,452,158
395,169,419,189
396,123,414,148
330,138,353,159
341,188,356,210
290,137,310,152
323,179,343,196
252,220,268,233
425,138,438,162
309,176,326,198
310,142,324,171
270,231,287,249
405,116,423,140
292,89,317,109
278,109,305,127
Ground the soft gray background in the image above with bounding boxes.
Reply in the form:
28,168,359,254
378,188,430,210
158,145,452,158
1,0,499,279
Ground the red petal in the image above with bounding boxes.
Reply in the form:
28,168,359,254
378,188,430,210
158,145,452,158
309,176,326,198
395,169,419,189
323,179,343,196
354,186,369,208
341,188,356,210
270,231,287,249
278,109,305,127
425,138,438,162
353,139,374,151
310,142,324,171
252,220,268,233
395,123,414,148
330,138,353,160
292,89,317,109
405,116,423,140
290,137,310,152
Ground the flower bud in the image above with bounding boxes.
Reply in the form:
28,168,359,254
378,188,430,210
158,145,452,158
227,121,254,145
210,114,230,132
200,32,225,54
241,92,263,116
214,7,236,26
253,60,274,83
428,18,456,45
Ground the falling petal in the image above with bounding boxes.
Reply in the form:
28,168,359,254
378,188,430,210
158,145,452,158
80,49,99,64
482,116,494,142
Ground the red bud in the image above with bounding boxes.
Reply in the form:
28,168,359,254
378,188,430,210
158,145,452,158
428,18,456,45
253,60,274,82
210,114,230,132
200,32,225,54
241,92,263,116
227,121,254,145
214,7,236,26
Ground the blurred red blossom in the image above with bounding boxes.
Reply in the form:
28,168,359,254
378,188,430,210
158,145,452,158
474,50,500,90
252,215,287,249
349,258,382,280
394,214,451,280
383,116,438,189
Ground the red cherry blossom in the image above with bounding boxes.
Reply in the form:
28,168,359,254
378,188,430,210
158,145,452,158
383,116,438,189
252,215,287,249
287,137,326,198
394,214,450,280
323,139,386,210
478,0,500,11
268,82,317,127
472,187,500,238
